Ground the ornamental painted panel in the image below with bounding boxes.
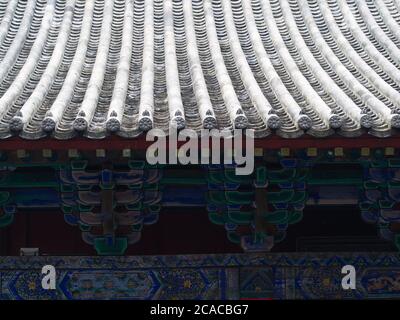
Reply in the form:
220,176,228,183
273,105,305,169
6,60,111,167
292,267,362,299
2,254,400,299
60,270,160,300
360,268,400,298
0,267,238,300
1,270,64,300
276,267,400,299
239,268,274,299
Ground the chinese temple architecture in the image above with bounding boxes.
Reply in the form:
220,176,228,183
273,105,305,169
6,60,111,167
1,0,400,299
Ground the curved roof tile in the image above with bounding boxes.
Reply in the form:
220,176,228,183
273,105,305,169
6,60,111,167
0,0,399,139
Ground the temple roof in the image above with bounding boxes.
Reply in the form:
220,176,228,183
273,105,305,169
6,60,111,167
1,0,400,140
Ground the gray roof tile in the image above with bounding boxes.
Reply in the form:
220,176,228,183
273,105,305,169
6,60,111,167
0,0,399,139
